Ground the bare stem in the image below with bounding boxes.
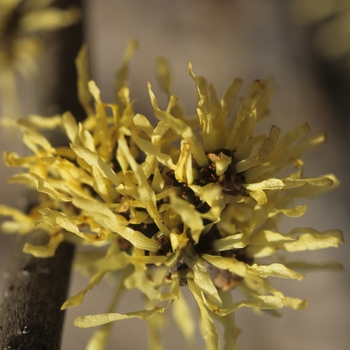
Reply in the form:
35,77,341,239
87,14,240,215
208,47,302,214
0,232,75,350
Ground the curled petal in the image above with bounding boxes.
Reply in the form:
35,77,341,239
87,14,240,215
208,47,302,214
30,173,71,202
23,231,64,258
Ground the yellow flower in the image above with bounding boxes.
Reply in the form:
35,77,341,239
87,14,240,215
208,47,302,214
0,41,343,349
0,0,80,115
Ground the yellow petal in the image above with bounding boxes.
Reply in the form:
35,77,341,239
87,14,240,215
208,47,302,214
151,161,165,193
175,140,193,184
216,291,240,350
244,178,289,191
30,173,71,202
148,82,208,167
78,123,96,152
192,263,222,305
0,205,32,223
188,280,220,350
286,174,340,198
249,230,296,245
270,122,310,157
38,207,95,242
18,120,55,154
256,125,280,161
123,126,176,170
75,45,93,116
133,113,154,137
249,189,267,206
248,228,343,257
62,112,79,144
202,253,247,278
21,7,81,33
156,56,172,94
283,296,308,310
0,205,34,234
211,234,245,251
85,271,129,350
248,263,305,280
170,194,204,243
214,152,232,177
169,229,189,251
72,196,159,252
279,205,307,217
282,229,343,252
23,231,64,257
62,270,108,309
70,144,119,185
118,136,160,221
207,295,284,316
115,38,138,94
3,151,35,167
26,114,62,129
124,270,161,301
172,289,196,348
74,306,169,328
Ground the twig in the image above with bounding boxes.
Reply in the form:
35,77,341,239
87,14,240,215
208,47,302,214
0,232,75,350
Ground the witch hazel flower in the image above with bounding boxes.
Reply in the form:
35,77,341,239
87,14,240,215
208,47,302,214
0,40,343,349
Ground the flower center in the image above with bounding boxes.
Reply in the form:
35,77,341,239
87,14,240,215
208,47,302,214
199,149,247,196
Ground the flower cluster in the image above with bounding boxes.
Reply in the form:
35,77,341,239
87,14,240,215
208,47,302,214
0,0,80,115
0,41,343,349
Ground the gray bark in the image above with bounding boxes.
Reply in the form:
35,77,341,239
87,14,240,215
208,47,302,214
0,232,74,350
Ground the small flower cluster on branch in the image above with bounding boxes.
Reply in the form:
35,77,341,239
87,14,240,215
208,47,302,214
0,40,343,349
0,0,80,115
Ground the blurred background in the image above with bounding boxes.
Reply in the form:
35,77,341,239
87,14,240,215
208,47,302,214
0,0,349,349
